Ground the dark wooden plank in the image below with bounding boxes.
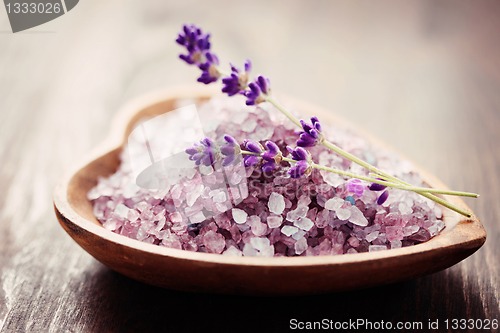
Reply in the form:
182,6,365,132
0,0,498,332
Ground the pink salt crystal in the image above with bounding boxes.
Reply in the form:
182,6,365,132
228,223,242,243
347,236,360,247
267,215,283,228
231,208,248,224
294,237,308,255
314,209,330,228
268,192,285,214
203,230,226,254
386,226,404,242
169,212,183,224
297,195,312,207
318,238,333,255
214,214,232,230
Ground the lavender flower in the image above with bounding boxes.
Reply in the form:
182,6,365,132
261,141,282,173
222,60,252,96
297,116,323,147
346,179,365,197
377,190,389,205
286,146,312,178
220,135,241,166
197,52,220,84
369,179,387,191
185,137,217,166
176,24,211,65
244,75,271,105
243,140,263,167
177,24,221,84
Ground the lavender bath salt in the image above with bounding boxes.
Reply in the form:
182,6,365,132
88,97,445,257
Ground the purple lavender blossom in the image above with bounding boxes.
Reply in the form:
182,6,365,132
346,179,365,197
177,24,221,84
185,137,217,166
244,75,271,105
369,180,387,191
243,140,263,167
176,24,211,65
261,141,282,173
197,52,220,84
287,146,312,178
377,190,389,205
297,116,323,147
220,135,241,166
222,60,252,96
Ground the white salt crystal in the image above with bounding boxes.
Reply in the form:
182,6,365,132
268,192,285,215
365,231,380,242
286,206,308,222
398,202,413,215
186,184,203,206
114,203,130,219
294,237,308,255
294,217,314,231
324,197,344,211
229,172,243,185
267,215,283,228
242,243,258,256
259,245,275,257
250,237,271,251
292,230,306,240
232,208,248,224
390,240,402,249
348,206,369,226
211,190,227,203
216,202,229,213
335,208,351,221
368,245,387,252
281,225,299,237
223,246,242,256
189,211,205,224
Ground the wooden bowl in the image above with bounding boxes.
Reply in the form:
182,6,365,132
53,85,486,295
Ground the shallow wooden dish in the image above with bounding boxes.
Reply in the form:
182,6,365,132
53,85,486,295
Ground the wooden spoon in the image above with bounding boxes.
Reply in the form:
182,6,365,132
53,85,486,295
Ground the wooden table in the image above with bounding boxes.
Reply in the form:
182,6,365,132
1,1,498,331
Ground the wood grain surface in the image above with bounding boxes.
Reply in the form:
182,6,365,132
0,0,498,332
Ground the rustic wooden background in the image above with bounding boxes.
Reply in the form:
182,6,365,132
0,0,498,332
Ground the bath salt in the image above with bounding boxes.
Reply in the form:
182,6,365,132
88,97,445,257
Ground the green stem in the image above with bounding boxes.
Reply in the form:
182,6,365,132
242,152,477,199
266,96,302,127
260,98,474,218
